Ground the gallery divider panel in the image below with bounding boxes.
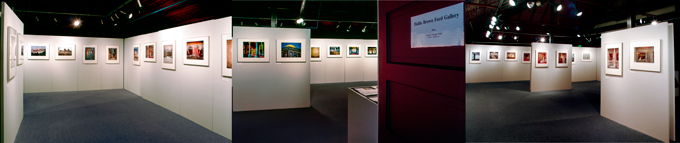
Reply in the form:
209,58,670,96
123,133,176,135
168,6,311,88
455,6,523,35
465,44,530,83
2,2,25,143
309,39,378,84
530,43,572,92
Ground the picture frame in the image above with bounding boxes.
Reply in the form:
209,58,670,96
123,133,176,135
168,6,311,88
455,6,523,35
27,44,49,60
55,44,76,60
505,51,517,61
582,52,592,62
143,42,156,62
17,33,23,65
556,51,568,68
132,44,140,66
222,34,232,77
83,45,97,64
346,45,361,58
184,36,210,66
487,50,500,61
571,52,576,65
521,51,531,64
105,46,120,64
469,50,481,64
605,43,622,76
161,40,175,69
237,38,269,63
310,45,322,62
365,45,378,58
535,50,548,68
327,45,342,58
276,39,306,62
629,39,660,72
7,26,17,81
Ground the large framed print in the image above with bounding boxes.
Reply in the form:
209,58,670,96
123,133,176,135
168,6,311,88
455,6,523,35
469,50,481,64
222,34,232,77
327,45,342,58
505,51,517,61
143,42,156,62
556,51,568,68
7,27,17,81
535,50,548,68
106,46,120,64
410,2,463,48
27,44,49,60
365,45,378,58
629,39,660,72
605,43,622,76
55,44,75,60
238,39,268,63
521,51,531,63
18,33,23,65
310,46,322,62
487,50,499,61
276,39,306,62
184,36,210,66
133,44,140,66
161,40,175,69
347,45,361,58
582,52,592,62
83,45,97,64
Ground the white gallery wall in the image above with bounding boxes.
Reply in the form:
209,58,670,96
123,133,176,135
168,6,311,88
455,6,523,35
571,47,598,82
465,44,531,83
2,2,24,143
23,35,124,93
309,39,378,84
600,22,675,142
232,27,311,111
123,17,232,139
530,43,572,92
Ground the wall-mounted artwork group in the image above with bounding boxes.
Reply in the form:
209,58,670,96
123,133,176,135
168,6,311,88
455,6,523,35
604,39,661,76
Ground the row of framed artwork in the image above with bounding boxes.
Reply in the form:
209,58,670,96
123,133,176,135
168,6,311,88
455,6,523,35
604,39,661,76
236,39,378,63
131,36,210,71
310,45,378,61
22,44,120,64
470,50,593,67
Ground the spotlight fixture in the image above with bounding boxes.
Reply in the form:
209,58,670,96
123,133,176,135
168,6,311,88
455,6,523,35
54,18,57,22
296,18,304,24
536,1,542,7
576,11,582,16
120,11,126,14
129,13,133,19
546,32,550,35
556,4,562,11
495,26,500,30
101,20,103,25
110,16,114,21
640,19,643,24
114,23,118,26
255,23,259,26
489,24,494,29
362,26,367,32
492,16,497,22
498,35,503,40
137,0,142,7
486,31,491,38
540,37,546,42
504,26,508,30
114,13,119,19
336,25,340,29
347,25,352,32
509,0,516,6
527,1,535,9
35,16,39,21
516,26,520,31
74,20,80,26
280,23,283,27
577,34,581,37
652,20,658,25
513,36,518,40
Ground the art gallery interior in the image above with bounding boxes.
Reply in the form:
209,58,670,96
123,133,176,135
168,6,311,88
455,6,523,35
1,0,680,143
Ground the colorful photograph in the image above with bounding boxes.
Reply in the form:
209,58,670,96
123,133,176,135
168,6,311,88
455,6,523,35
471,52,480,61
133,47,139,61
367,47,377,55
281,42,302,58
311,47,320,58
146,45,154,58
329,46,340,55
523,53,530,61
583,53,591,60
108,48,117,60
243,42,265,58
227,40,232,68
31,45,47,56
85,47,95,60
537,52,547,64
607,48,619,69
164,45,173,63
58,46,73,56
489,51,498,59
349,46,360,55
507,52,516,59
634,46,654,63
558,53,567,64
186,41,204,60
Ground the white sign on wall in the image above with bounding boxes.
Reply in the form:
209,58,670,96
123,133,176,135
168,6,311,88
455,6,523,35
410,3,464,48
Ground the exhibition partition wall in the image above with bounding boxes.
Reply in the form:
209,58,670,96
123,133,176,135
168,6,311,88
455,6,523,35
530,43,572,92
571,47,598,82
2,2,24,143
123,17,232,139
309,39,378,84
600,22,675,142
465,44,531,83
23,35,124,93
232,26,311,111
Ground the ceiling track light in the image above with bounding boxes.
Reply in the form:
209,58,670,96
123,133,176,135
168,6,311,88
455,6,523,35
54,18,57,22
129,13,133,19
35,16,39,21
296,18,304,24
101,20,104,25
513,36,518,40
556,4,562,11
495,26,500,30
255,23,259,26
486,31,491,38
347,25,352,32
652,20,658,25
489,24,494,29
280,23,283,27
540,37,546,42
111,16,114,21
527,1,535,9
120,11,126,14
362,26,367,32
516,26,520,31
577,34,581,37
114,13,119,19
74,20,81,26
576,11,582,16
498,35,503,40
509,0,516,6
137,0,142,7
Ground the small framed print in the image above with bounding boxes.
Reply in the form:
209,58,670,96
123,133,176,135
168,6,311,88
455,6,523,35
161,40,176,69
582,52,592,62
327,45,342,58
469,50,481,64
365,45,378,58
7,27,16,81
17,33,24,65
521,51,531,64
276,39,306,62
346,45,361,58
143,42,156,62
535,50,548,68
556,51,568,68
571,52,576,65
133,44,140,66
83,45,97,64
222,34,232,77
105,46,119,64
55,44,76,60
629,39,660,72
605,43,622,76
238,39,269,63
487,50,499,61
27,44,49,60
505,51,517,61
310,46,322,62
184,36,210,66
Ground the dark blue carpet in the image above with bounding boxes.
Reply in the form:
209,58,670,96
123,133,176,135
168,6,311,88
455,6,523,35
16,89,230,143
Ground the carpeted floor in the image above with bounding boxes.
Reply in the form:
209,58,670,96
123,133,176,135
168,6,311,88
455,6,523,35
466,81,661,142
16,89,230,143
233,81,377,143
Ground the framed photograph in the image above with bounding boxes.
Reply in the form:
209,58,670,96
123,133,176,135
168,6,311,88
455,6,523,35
505,51,517,61
276,39,306,62
365,45,378,58
605,43,622,76
133,44,140,66
347,45,361,58
521,51,531,64
27,44,49,60
7,27,17,81
556,51,568,68
161,40,175,69
310,46,322,62
17,33,23,65
487,50,499,61
105,46,119,64
143,42,156,62
83,45,97,64
629,39,660,72
237,38,268,63
582,52,592,62
571,52,576,65
222,34,232,77
535,50,548,68
469,50,481,64
183,36,210,66
55,44,75,60
327,45,342,58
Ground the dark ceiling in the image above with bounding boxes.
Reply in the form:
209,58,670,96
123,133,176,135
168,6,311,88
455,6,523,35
232,0,377,39
4,0,230,38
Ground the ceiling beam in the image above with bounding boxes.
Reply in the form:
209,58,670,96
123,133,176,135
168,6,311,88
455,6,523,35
466,3,497,9
13,10,105,17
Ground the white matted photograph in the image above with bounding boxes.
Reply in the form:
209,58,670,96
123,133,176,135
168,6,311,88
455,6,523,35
184,36,210,66
582,52,592,62
222,34,233,77
469,50,481,64
27,44,49,60
535,50,548,68
83,45,97,64
17,33,23,65
629,39,660,72
161,40,175,69
556,51,568,68
365,45,378,58
237,38,269,63
310,46,322,62
7,27,17,81
276,39,306,62
55,44,76,60
505,51,517,61
327,45,342,58
106,46,120,64
143,42,156,62
521,51,531,64
605,43,622,76
487,50,500,61
571,52,576,65
346,45,361,58
133,44,140,66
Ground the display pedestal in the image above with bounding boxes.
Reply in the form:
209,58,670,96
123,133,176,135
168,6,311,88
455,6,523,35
348,87,378,143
